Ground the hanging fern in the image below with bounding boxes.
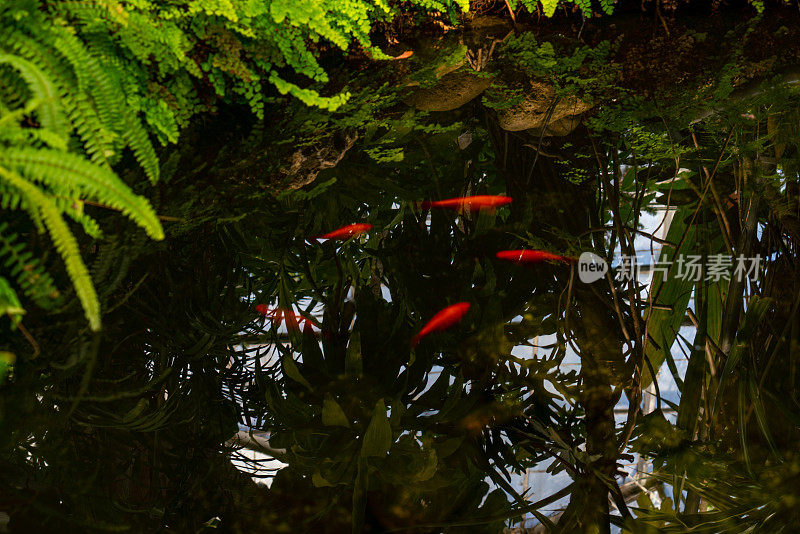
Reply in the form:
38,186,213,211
48,30,160,182
0,275,25,326
541,0,559,17
573,0,593,16
0,222,61,309
0,134,164,329
508,0,612,17
598,0,615,15
0,165,100,330
0,54,68,138
0,3,167,330
1,148,164,240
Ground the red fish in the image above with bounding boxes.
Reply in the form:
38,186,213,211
256,305,320,331
411,302,471,346
391,50,414,60
496,250,576,264
420,195,512,211
314,223,372,240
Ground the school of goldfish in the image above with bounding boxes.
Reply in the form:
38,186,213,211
257,195,574,346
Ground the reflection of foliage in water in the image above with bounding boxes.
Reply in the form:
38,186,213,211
3,6,800,534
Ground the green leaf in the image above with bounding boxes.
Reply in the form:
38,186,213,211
312,470,334,488
0,165,100,330
748,374,781,460
345,329,362,377
322,395,350,427
360,398,392,457
282,355,312,390
643,207,698,387
352,457,368,533
0,276,25,324
2,147,164,240
677,282,707,435
0,53,68,138
0,351,15,383
413,449,438,482
542,0,559,17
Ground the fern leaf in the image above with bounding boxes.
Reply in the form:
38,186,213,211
0,222,61,308
0,183,43,232
599,0,615,15
0,165,100,330
2,147,164,240
573,0,593,16
0,276,25,325
541,0,559,17
118,106,160,183
0,53,68,138
51,31,120,129
54,197,103,239
1,29,117,169
49,30,160,182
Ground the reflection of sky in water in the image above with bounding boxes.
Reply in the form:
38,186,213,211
507,206,691,528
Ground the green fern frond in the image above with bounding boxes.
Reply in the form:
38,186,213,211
20,123,70,151
0,183,45,236
573,0,593,15
0,222,62,308
0,64,31,111
0,53,68,139
0,164,100,330
64,91,117,168
1,147,164,240
48,30,160,181
269,72,350,111
53,0,130,29
1,29,117,168
50,31,121,128
54,197,103,239
541,0,559,17
89,234,122,290
0,100,69,151
118,106,160,183
0,275,25,325
0,99,36,135
0,183,28,211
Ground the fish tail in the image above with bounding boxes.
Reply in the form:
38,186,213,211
420,200,433,210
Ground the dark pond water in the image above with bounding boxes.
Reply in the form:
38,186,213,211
3,8,800,534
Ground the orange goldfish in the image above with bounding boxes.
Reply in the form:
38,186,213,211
391,50,414,60
420,195,512,211
411,302,471,346
314,223,372,241
496,250,576,264
256,305,320,331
